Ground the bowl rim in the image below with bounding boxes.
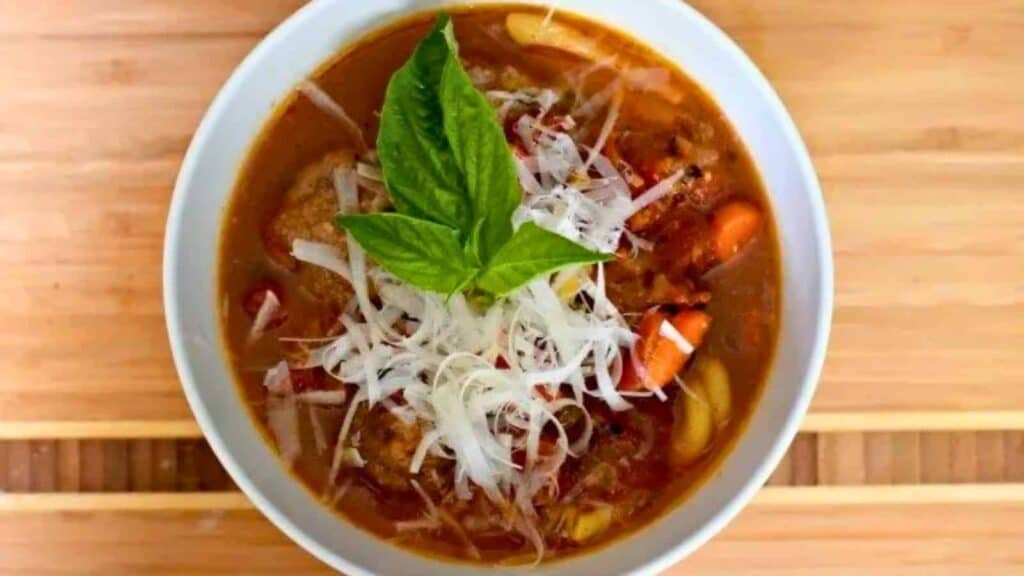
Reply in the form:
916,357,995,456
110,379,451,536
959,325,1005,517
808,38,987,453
164,1,833,574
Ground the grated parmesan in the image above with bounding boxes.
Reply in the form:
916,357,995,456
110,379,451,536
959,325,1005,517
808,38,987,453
260,78,704,562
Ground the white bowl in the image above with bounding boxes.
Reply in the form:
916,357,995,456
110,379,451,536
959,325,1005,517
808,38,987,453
164,0,833,574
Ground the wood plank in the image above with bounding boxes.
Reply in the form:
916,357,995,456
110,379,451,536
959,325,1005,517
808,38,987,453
0,493,251,512
78,441,104,492
177,440,201,492
817,432,866,485
152,440,178,492
976,431,1006,482
5,484,1024,510
684,500,1024,576
6,411,1024,442
128,440,154,491
5,442,30,492
0,0,305,37
889,432,922,484
0,161,191,422
951,432,978,483
1007,432,1024,482
56,440,81,492
0,421,202,439
696,1,1024,159
0,508,325,576
28,441,56,492
802,411,1024,432
920,432,954,484
864,433,894,484
755,484,1024,506
0,442,7,491
102,440,128,492
0,40,251,163
0,497,1022,575
789,434,817,486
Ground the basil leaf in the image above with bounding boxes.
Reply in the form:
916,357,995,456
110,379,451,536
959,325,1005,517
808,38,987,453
440,56,521,263
474,223,613,297
338,213,479,294
349,14,615,300
376,15,471,232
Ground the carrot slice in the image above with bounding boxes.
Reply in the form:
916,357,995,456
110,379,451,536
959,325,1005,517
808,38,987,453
620,309,711,391
710,201,763,263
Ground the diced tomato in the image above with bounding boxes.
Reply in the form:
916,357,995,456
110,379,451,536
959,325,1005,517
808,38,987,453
388,389,407,405
512,449,526,468
619,308,711,391
537,437,558,457
534,385,562,402
290,368,327,393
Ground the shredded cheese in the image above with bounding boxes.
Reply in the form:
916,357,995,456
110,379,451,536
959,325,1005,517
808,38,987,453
333,167,359,214
267,393,301,465
248,290,280,343
542,0,560,28
629,167,687,215
262,77,706,562
659,319,695,355
288,261,645,530
291,239,352,282
298,81,368,152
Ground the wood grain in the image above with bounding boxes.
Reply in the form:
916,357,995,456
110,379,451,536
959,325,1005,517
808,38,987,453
56,439,81,492
0,493,251,512
6,430,1024,494
129,440,154,491
5,441,30,492
78,441,105,492
0,499,1021,575
683,500,1024,576
7,411,1024,441
789,433,818,486
176,440,201,492
0,0,1019,424
951,432,978,483
920,432,954,484
975,431,1006,482
0,421,201,439
28,441,56,492
0,442,6,491
152,439,179,492
864,432,895,484
889,432,922,484
817,432,866,485
1007,432,1024,482
102,441,129,492
0,0,306,37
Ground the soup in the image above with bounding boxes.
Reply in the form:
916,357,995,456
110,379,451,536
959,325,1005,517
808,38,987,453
219,6,779,565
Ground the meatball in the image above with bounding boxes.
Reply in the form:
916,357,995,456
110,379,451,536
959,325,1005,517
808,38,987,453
359,407,449,494
265,150,355,307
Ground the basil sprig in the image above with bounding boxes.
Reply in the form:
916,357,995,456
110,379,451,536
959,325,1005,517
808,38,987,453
337,14,611,297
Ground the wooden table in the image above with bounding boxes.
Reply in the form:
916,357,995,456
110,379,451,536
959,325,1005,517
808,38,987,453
1,1,1022,574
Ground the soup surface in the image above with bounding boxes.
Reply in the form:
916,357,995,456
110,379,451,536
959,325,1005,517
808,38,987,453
219,6,779,565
